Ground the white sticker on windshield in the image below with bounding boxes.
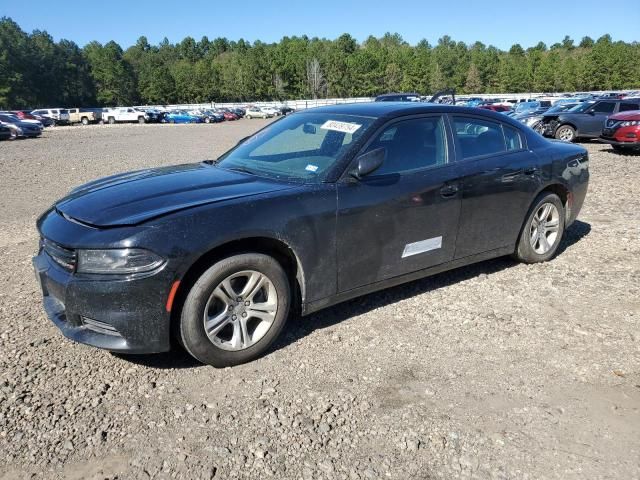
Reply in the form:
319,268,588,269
320,120,362,134
305,164,319,172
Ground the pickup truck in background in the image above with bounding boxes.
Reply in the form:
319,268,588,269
68,108,102,125
102,107,148,124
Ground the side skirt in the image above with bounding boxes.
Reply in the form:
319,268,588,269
301,246,514,316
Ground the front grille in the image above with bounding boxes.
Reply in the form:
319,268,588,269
42,238,76,271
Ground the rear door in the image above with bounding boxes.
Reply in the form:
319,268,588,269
336,114,462,291
582,101,616,136
451,115,542,259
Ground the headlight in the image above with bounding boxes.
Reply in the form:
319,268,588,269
77,248,164,274
524,116,543,126
621,120,639,127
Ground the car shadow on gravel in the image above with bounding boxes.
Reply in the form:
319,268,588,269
111,221,590,369
598,147,640,156
111,346,204,369
271,220,592,354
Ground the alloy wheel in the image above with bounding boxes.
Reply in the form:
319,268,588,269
203,270,278,351
557,127,574,142
529,203,560,254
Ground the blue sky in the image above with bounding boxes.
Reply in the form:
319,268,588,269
3,0,638,49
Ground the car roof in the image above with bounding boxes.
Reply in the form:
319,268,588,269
376,92,420,97
300,102,513,119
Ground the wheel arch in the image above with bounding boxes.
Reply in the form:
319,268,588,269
169,236,305,340
556,121,579,136
514,182,571,252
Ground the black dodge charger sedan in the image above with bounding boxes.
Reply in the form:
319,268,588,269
34,103,589,367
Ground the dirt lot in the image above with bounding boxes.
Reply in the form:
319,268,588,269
0,123,638,480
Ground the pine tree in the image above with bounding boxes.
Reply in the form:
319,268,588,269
464,64,482,93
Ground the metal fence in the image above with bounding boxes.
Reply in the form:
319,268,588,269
133,90,639,112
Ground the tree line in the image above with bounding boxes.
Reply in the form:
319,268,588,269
1,16,638,109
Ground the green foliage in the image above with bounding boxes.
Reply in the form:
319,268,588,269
0,16,638,108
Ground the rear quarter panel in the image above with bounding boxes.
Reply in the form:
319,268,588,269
537,141,589,225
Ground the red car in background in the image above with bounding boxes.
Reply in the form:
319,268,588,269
11,110,55,127
221,110,239,121
599,110,640,152
478,104,512,113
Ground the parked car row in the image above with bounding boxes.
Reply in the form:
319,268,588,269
0,112,44,141
469,94,640,153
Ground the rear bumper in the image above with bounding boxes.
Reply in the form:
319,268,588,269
33,251,173,354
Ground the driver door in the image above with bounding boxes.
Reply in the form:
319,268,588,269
336,115,461,292
582,101,616,136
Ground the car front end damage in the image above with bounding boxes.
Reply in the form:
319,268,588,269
33,209,175,354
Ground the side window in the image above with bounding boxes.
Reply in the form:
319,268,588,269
592,102,616,114
619,103,640,112
453,117,506,159
503,125,523,151
365,116,448,175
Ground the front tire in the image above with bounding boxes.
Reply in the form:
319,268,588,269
180,253,291,367
514,192,565,264
108,117,115,125
555,125,576,142
81,117,89,126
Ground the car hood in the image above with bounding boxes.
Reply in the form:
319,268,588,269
55,163,295,227
608,110,640,121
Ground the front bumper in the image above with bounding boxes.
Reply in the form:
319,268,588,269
33,249,173,354
598,137,640,147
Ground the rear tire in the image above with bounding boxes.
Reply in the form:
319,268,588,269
180,254,291,367
108,117,115,125
81,117,89,126
555,125,575,142
513,192,565,264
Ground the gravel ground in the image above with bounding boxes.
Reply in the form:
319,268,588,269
0,123,638,480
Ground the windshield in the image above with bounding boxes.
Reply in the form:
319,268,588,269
547,104,577,114
216,112,374,183
568,101,595,113
0,114,19,123
515,102,538,113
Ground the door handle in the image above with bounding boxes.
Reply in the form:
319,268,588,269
440,184,459,198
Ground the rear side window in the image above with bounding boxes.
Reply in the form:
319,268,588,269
364,116,448,175
503,125,523,151
592,102,616,114
453,117,506,159
453,117,524,159
619,103,640,112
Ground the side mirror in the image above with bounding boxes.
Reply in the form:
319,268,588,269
350,147,386,179
236,136,249,146
302,123,316,134
587,110,595,115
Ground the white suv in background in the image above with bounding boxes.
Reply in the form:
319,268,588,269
31,108,70,125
